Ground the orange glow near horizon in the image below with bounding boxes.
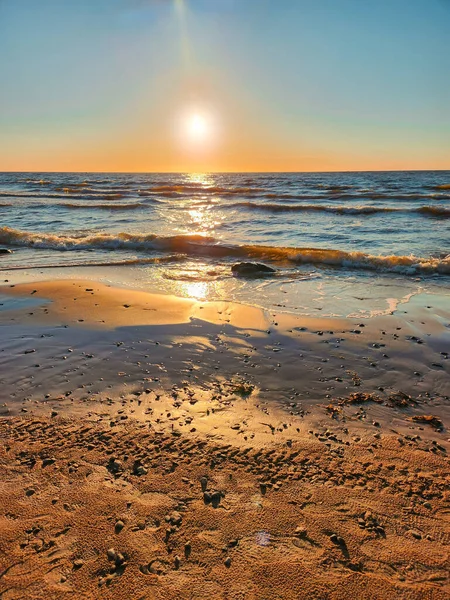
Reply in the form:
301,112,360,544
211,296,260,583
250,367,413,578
2,136,449,173
1,0,448,173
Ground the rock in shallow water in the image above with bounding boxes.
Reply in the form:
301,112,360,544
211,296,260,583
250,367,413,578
0,248,12,255
231,262,276,276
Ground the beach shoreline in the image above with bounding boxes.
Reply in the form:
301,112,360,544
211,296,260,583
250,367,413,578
0,277,449,599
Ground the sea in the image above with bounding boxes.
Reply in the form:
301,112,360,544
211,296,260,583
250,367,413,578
0,171,449,318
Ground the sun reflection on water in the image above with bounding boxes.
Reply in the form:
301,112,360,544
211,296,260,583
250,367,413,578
186,172,214,187
180,280,210,300
162,261,227,302
187,206,220,234
162,174,228,301
179,175,223,235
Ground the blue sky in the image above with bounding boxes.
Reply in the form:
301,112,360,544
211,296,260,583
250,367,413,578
0,0,449,171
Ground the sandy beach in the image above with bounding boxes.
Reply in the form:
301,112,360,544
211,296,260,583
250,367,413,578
0,278,449,599
2,0,450,595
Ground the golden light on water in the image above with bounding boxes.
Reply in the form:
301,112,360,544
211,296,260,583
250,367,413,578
181,280,209,300
186,206,220,234
167,263,225,302
187,173,214,186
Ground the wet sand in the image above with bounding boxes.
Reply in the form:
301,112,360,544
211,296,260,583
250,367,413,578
0,279,449,599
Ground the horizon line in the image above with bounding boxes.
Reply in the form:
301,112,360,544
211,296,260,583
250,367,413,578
1,168,449,175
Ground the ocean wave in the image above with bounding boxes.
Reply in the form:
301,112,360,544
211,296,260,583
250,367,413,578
135,188,450,201
416,206,450,217
24,179,53,185
317,192,450,201
60,202,146,211
140,184,267,197
3,187,450,204
0,191,126,201
229,202,395,215
0,226,449,275
0,227,211,253
226,202,450,217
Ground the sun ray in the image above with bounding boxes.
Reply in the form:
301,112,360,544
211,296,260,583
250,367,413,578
174,0,193,73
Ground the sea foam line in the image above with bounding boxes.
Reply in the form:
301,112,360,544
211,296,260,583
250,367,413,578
0,226,449,275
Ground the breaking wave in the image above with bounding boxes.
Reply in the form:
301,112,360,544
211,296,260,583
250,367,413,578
1,226,449,275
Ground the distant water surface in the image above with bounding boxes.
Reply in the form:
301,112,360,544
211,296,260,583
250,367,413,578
0,171,449,317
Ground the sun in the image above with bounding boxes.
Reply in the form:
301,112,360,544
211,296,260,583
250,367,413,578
186,113,210,142
173,107,219,155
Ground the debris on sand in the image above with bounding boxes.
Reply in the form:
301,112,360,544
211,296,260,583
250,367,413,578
387,391,416,408
340,392,382,405
230,380,255,397
411,415,444,431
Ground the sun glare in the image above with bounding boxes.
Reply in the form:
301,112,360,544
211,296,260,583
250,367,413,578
174,108,219,158
186,114,210,141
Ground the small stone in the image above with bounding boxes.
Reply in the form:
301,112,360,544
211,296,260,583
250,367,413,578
294,527,307,538
168,511,182,526
224,556,232,568
231,262,276,277
174,556,181,569
115,520,125,534
108,458,122,474
200,476,208,492
210,491,222,507
132,460,147,476
73,559,84,569
330,533,345,546
408,529,422,540
107,548,117,561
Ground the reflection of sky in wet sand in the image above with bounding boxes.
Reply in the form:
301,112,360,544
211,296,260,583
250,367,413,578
159,260,227,301
0,294,49,312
